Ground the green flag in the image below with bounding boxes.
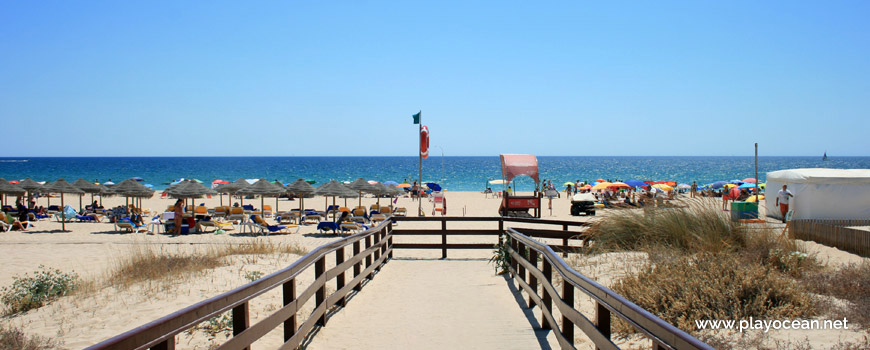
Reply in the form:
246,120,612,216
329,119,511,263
412,111,421,124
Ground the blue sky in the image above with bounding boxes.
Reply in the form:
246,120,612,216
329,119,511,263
1,1,868,157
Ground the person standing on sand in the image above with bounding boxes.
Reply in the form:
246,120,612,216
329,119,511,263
722,188,730,211
173,199,184,236
691,181,697,198
776,184,794,223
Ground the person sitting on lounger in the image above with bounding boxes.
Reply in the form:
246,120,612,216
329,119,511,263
0,211,27,231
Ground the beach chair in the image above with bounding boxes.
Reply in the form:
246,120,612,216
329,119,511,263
194,206,208,216
228,207,246,222
379,206,392,215
370,203,380,213
351,208,367,223
213,206,228,218
370,213,387,224
114,219,147,233
317,221,339,233
250,215,298,236
340,222,362,233
394,207,407,217
303,212,322,224
0,220,10,232
263,205,273,218
199,219,235,233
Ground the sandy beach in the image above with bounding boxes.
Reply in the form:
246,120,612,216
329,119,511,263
0,191,867,349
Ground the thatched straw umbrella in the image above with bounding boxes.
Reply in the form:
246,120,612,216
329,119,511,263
112,179,155,213
313,180,355,214
0,178,25,206
43,179,85,231
72,178,102,211
96,184,115,208
221,178,252,206
214,179,246,207
348,178,376,208
17,178,45,206
165,180,217,210
285,178,316,213
237,179,286,217
370,182,389,207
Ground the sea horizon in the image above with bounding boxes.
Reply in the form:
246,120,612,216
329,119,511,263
2,156,868,192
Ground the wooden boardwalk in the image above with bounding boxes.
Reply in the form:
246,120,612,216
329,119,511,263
305,259,557,350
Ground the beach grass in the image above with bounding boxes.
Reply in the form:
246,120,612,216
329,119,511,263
0,325,57,350
804,262,870,328
104,240,308,290
583,203,823,337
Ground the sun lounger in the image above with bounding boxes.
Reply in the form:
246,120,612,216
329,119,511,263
114,220,147,233
317,221,338,233
249,215,298,236
394,207,407,216
199,219,235,233
228,207,246,222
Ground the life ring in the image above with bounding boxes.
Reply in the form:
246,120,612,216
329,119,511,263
420,125,429,159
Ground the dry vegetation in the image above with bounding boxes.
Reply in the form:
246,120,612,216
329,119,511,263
580,202,869,345
0,326,57,350
103,240,309,290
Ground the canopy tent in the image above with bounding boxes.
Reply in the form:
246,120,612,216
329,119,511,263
499,154,539,187
765,168,870,220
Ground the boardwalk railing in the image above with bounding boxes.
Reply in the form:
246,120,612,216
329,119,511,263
790,219,870,257
88,216,710,350
87,220,394,350
504,227,712,350
390,216,591,257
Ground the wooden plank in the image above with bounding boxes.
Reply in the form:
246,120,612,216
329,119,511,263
217,299,298,350
391,243,494,250
391,229,501,236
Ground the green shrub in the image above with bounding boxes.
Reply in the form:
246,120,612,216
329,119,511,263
199,312,233,339
612,253,815,334
244,270,265,282
0,265,79,315
489,235,512,275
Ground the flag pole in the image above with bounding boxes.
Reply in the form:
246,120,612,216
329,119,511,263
418,111,423,217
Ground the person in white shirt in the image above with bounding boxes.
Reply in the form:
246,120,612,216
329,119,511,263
775,184,794,223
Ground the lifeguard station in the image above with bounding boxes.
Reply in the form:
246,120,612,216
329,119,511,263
497,154,541,218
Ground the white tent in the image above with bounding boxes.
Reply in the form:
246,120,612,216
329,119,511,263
765,168,870,220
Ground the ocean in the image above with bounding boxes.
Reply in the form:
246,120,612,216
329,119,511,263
1,156,868,192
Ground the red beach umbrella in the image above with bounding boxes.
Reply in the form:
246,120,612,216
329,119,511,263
742,178,757,183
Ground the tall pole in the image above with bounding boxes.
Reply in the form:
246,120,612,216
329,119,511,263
755,143,759,202
418,111,423,217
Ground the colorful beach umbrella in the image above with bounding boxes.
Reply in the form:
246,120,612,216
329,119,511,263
742,178,757,183
652,184,673,191
623,180,647,188
592,182,612,190
608,182,631,189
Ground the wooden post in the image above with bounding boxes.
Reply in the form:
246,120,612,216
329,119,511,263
517,241,525,291
595,301,611,349
441,219,447,259
387,221,393,259
542,259,553,330
152,337,175,350
336,247,346,307
315,257,326,326
510,234,518,278
283,278,296,341
365,235,372,277
353,240,362,291
528,249,538,309
562,224,569,258
562,281,575,344
232,301,251,350
373,230,381,264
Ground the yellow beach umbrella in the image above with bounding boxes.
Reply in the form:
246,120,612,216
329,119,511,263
652,184,673,191
608,182,631,189
746,195,765,202
724,183,738,189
